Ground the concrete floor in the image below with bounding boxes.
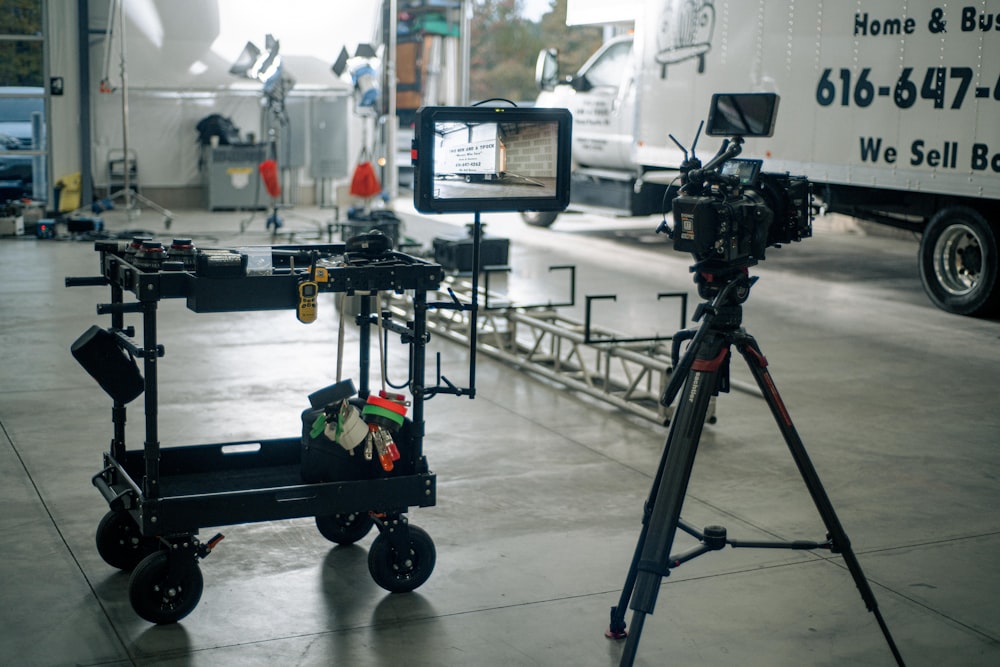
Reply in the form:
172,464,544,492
1,200,998,666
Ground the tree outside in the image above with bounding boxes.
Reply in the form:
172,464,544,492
0,0,44,87
469,0,603,104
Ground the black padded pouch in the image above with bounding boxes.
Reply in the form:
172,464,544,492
70,325,145,404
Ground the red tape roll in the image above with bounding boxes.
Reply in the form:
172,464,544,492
365,393,407,416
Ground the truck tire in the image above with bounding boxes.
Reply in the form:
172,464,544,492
919,206,1000,317
521,210,559,227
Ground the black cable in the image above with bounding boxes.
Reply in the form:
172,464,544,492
471,98,518,107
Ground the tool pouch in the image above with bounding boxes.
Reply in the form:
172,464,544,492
70,326,144,404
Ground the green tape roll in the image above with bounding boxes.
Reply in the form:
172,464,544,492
362,403,405,427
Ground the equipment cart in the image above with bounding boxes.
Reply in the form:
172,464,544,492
67,238,455,624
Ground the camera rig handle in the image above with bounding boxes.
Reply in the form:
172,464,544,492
670,122,704,183
683,136,744,193
670,121,702,166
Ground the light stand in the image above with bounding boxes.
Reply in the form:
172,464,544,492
262,82,290,234
260,86,327,241
231,36,320,240
332,43,384,222
89,0,173,226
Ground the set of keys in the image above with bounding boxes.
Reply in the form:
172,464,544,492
363,424,400,471
311,388,409,472
361,391,409,472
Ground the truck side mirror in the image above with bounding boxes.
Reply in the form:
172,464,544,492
535,48,559,91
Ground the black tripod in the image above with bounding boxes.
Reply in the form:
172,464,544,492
607,266,905,667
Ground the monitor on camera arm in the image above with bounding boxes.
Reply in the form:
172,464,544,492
705,92,779,138
412,106,572,214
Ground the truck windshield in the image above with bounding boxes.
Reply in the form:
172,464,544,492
582,40,633,88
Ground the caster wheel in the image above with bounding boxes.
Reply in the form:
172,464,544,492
521,210,559,227
128,551,203,624
316,512,375,545
95,510,159,571
368,524,436,593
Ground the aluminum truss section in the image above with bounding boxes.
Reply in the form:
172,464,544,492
389,273,715,425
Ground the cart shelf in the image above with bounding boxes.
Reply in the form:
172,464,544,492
93,438,436,535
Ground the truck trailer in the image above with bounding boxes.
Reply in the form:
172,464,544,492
533,0,1000,316
434,127,507,183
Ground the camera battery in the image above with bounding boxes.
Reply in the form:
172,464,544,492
433,233,509,273
195,250,248,277
66,215,103,233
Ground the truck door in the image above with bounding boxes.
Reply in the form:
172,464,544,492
565,37,635,170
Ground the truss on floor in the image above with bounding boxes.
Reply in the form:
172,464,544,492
388,266,719,425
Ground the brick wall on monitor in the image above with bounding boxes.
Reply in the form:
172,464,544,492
504,122,557,177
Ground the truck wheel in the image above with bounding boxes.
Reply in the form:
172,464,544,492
521,210,559,227
919,206,999,317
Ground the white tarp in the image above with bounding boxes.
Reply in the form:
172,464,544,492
90,0,380,188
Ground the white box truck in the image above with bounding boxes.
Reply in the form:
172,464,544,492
532,0,1000,316
435,126,507,182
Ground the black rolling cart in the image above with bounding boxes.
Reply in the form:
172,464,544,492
67,239,460,624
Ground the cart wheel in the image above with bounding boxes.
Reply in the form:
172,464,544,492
368,524,436,593
128,551,203,624
95,510,159,571
316,512,375,545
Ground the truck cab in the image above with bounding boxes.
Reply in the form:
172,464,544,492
536,35,635,171
529,35,670,228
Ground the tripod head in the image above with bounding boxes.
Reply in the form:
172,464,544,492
691,263,756,304
660,267,758,410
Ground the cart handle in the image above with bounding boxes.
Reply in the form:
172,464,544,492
92,466,137,512
97,302,144,315
110,329,164,359
66,276,109,287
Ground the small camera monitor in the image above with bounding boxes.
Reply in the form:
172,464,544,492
720,158,763,185
705,93,780,138
412,105,573,214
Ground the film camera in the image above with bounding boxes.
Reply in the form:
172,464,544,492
665,93,812,269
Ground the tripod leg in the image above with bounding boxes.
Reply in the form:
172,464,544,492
735,334,906,666
608,311,723,639
619,331,729,667
607,413,679,639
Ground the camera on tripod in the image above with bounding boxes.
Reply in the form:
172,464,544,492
667,93,812,268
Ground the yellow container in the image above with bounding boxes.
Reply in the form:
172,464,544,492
56,172,82,212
